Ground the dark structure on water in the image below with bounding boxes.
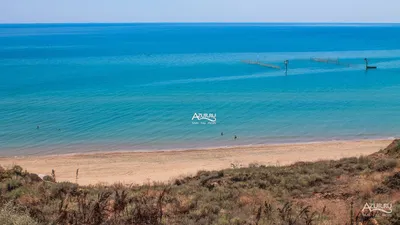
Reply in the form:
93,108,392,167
242,58,377,75
364,58,377,70
284,60,289,75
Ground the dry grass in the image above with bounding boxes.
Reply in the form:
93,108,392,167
0,202,39,225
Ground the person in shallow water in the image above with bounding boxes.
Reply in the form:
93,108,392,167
221,132,224,136
234,135,237,140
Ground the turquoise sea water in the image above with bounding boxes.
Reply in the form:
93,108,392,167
1,23,400,156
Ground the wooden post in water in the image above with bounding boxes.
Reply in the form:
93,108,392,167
364,58,369,70
284,60,289,75
364,58,377,70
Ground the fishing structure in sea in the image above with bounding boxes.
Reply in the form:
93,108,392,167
242,57,378,75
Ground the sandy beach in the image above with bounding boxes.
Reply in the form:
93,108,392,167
0,139,393,185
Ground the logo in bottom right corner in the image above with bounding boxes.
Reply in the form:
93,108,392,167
361,202,393,217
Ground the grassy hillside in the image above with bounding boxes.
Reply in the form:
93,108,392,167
1,140,400,225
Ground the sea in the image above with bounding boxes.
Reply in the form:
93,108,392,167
1,23,400,156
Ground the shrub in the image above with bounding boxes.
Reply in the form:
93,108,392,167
10,165,24,177
25,173,42,183
374,158,398,172
3,179,23,192
0,166,5,174
388,203,400,225
380,139,400,158
249,162,260,168
373,185,391,194
42,175,55,182
0,202,39,225
257,181,267,189
384,172,400,189
50,182,78,199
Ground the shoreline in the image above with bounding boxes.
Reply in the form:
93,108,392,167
0,138,394,185
2,136,396,158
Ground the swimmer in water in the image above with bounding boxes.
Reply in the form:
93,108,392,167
234,135,237,140
37,125,40,129
221,132,224,136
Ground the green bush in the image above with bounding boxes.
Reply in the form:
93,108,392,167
3,179,22,192
10,165,24,176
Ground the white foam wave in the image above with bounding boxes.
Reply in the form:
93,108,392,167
140,67,356,87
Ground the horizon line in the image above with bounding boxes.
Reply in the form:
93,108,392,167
1,21,400,25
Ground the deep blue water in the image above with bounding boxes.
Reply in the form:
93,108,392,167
1,23,400,156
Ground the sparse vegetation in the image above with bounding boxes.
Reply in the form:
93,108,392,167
1,140,400,224
0,202,39,225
